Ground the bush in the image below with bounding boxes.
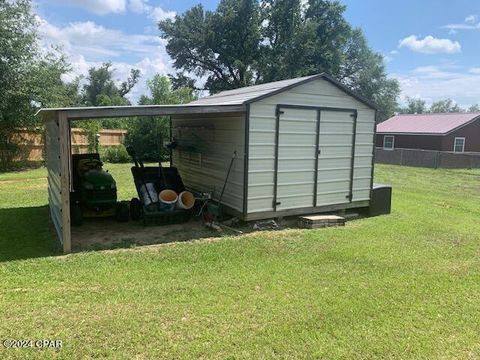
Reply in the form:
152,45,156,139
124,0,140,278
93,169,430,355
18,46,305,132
124,117,169,162
100,145,130,163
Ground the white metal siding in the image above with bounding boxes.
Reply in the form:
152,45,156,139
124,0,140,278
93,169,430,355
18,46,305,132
45,119,64,245
248,78,375,213
276,108,317,210
172,112,245,213
317,110,355,206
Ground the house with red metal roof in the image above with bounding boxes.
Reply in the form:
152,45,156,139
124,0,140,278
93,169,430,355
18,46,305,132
376,112,480,153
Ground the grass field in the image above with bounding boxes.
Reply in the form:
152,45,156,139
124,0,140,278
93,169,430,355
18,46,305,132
0,164,479,359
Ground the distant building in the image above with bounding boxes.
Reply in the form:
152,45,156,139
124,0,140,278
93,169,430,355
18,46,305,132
376,112,480,153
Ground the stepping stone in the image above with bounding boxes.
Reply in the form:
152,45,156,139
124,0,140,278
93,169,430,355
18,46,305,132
298,215,345,229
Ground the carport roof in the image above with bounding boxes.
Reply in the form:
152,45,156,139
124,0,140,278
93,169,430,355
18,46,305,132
36,104,245,121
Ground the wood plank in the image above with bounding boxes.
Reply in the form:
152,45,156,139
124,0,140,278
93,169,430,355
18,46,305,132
59,112,71,253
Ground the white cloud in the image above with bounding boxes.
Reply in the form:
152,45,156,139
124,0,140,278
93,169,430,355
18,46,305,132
128,0,149,14
393,65,480,107
45,0,127,15
465,15,478,24
149,7,176,22
442,15,480,31
127,0,176,22
42,0,175,21
128,0,147,14
469,67,480,74
37,17,173,103
398,35,461,54
38,18,167,60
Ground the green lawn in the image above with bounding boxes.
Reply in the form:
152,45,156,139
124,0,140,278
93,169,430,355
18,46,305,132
0,164,479,359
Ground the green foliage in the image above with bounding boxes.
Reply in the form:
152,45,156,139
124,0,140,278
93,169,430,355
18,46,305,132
468,104,480,112
125,75,197,162
73,63,142,148
125,117,169,162
0,0,70,169
159,0,400,120
429,98,463,113
398,97,428,114
82,63,140,107
100,145,130,163
397,98,480,115
160,1,261,92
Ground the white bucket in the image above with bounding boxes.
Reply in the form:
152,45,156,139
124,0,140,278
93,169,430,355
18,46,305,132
159,189,178,212
140,183,158,207
176,191,195,210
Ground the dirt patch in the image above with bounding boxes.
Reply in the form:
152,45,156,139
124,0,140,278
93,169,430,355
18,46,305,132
71,217,224,251
70,214,349,252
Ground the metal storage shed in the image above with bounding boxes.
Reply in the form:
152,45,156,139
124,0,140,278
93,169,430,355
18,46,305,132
38,73,377,254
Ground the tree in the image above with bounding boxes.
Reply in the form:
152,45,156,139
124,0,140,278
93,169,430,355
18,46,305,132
71,63,141,150
125,75,197,161
258,0,305,81
468,104,480,112
159,0,400,121
82,63,140,106
429,99,463,114
159,1,261,93
138,75,196,105
0,0,70,169
398,97,427,114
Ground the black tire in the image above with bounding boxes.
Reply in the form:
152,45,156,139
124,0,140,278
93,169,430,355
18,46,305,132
116,202,130,222
71,203,83,226
130,198,142,221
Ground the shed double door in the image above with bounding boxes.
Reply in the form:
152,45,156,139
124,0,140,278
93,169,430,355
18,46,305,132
275,106,356,211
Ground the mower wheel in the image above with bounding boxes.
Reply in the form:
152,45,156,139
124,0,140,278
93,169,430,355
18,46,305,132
116,202,130,222
71,204,83,226
130,198,142,221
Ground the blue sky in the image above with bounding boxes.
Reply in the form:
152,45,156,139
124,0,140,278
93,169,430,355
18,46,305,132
34,0,480,107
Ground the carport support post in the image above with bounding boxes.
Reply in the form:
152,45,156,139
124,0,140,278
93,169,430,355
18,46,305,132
59,111,72,253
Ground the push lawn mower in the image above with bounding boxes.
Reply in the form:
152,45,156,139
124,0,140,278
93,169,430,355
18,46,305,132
70,153,129,226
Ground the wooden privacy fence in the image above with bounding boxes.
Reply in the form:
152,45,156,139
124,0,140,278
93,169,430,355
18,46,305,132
12,128,127,161
375,147,480,169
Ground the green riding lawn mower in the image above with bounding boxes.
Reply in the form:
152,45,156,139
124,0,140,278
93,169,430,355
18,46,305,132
70,153,129,226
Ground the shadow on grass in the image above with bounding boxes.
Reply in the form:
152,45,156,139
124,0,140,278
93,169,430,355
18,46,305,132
0,205,59,262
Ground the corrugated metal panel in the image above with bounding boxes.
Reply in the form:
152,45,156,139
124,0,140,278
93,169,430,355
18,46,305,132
45,119,63,245
171,112,245,212
276,108,317,210
377,112,480,134
247,78,376,213
317,110,354,206
189,73,377,110
190,76,317,105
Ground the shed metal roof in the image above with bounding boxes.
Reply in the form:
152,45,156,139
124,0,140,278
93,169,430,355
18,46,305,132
37,73,376,121
190,73,377,109
377,112,480,135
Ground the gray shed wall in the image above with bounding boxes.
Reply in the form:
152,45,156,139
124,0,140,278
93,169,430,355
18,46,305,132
247,78,376,214
171,112,246,213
